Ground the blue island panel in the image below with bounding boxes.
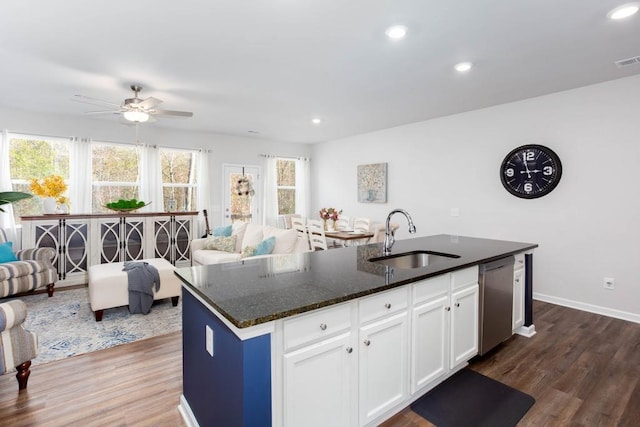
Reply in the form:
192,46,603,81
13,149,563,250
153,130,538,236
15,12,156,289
183,290,272,427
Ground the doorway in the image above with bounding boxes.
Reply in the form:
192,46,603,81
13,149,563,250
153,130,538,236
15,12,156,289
222,164,261,225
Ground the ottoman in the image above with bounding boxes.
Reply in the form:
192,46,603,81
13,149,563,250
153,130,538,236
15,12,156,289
88,258,181,321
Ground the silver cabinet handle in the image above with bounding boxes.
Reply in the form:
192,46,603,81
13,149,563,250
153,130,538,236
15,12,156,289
346,347,353,354
384,303,391,309
320,323,327,331
364,340,371,346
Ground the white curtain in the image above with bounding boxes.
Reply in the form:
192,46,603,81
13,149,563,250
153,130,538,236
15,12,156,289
0,129,18,243
263,156,279,226
196,149,212,236
139,144,163,212
295,157,311,220
69,137,92,213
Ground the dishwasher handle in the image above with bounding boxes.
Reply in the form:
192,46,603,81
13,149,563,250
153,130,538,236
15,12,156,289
479,256,515,273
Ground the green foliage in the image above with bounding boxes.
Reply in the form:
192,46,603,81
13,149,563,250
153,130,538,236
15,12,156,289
0,191,33,212
106,198,147,210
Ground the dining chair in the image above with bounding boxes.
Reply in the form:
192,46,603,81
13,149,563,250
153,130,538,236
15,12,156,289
353,217,371,233
291,217,310,250
334,215,351,231
307,219,328,251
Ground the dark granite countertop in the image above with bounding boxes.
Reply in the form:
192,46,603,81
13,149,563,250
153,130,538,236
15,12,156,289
175,234,537,329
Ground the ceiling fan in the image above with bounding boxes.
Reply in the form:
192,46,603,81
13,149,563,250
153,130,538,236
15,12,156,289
73,85,193,123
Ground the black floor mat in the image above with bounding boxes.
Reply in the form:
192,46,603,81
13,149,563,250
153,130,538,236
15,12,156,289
410,368,535,427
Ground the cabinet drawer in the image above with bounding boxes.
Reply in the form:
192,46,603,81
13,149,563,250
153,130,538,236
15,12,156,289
514,253,525,271
413,274,450,305
284,302,352,351
451,266,479,290
359,286,408,324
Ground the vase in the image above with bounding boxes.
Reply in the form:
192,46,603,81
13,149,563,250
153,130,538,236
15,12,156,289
43,197,57,214
323,219,328,231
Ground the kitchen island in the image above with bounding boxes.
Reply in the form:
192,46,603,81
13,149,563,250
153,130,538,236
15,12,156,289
175,234,537,427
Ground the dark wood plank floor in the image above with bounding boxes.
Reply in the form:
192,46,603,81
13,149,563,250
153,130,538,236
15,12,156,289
1,300,638,426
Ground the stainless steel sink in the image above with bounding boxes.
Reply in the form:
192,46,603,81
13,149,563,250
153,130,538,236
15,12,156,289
369,250,460,269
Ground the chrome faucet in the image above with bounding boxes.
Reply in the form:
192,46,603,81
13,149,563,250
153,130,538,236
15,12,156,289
383,209,417,255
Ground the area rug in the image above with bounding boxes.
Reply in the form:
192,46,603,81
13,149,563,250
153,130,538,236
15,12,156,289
411,368,535,427
12,287,181,366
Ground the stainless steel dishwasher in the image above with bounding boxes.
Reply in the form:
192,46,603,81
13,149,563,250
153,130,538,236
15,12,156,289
478,256,515,355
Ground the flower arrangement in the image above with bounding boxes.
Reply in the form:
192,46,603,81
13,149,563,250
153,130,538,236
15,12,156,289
235,176,255,197
319,207,342,221
29,174,68,203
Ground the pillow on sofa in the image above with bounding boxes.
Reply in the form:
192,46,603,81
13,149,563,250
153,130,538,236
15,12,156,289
232,221,248,253
212,224,233,237
241,245,257,258
203,235,237,252
0,242,18,263
254,236,276,256
242,223,264,249
262,226,298,254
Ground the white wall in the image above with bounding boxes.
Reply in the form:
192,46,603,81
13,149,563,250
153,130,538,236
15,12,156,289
0,108,312,228
311,74,640,321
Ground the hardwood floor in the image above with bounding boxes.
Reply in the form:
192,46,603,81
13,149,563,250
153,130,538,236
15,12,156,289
1,301,638,426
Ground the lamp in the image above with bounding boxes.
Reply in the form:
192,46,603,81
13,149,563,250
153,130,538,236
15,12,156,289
123,110,150,123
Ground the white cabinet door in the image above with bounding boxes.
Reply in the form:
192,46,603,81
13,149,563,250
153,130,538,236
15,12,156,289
283,332,355,427
359,311,409,425
513,267,524,331
411,294,449,394
450,284,479,368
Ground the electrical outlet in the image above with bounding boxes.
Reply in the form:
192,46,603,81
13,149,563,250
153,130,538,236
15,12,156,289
603,277,615,290
205,325,214,356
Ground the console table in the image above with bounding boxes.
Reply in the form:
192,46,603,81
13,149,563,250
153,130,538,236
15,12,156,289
21,211,198,287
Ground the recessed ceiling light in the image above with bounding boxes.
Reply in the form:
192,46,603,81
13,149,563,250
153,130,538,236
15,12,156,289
311,118,321,125
385,25,408,40
454,62,473,72
608,3,639,20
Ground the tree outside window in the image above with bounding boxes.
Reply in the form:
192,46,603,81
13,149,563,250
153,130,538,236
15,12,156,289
277,159,296,215
161,148,198,212
92,142,140,213
8,134,70,223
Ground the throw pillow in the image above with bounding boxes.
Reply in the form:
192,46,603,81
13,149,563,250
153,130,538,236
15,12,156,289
212,224,233,237
262,226,298,254
232,221,248,253
254,236,276,256
241,223,264,249
241,245,257,258
0,242,18,263
203,235,237,252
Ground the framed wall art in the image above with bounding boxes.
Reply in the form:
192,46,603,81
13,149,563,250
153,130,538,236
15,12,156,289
357,162,387,203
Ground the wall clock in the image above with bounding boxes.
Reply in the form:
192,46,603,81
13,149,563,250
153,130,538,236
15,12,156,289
500,144,562,199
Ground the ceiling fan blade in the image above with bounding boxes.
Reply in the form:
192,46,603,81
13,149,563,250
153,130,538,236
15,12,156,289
85,110,122,115
152,109,194,118
72,94,121,108
138,97,163,109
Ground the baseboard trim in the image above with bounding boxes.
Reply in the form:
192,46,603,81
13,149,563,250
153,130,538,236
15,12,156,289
533,292,640,324
178,395,199,427
514,324,536,337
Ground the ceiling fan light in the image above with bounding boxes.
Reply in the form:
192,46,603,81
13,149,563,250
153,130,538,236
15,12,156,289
123,110,150,122
608,4,639,20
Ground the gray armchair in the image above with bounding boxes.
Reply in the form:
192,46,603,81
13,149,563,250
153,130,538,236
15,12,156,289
0,229,57,298
0,299,38,390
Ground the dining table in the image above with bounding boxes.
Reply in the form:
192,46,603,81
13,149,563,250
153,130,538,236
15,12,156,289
324,229,374,247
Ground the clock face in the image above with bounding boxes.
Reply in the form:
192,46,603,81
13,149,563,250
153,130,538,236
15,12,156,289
500,144,562,199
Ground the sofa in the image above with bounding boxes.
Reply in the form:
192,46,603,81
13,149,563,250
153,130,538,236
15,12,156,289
191,221,310,266
0,229,57,298
0,299,38,391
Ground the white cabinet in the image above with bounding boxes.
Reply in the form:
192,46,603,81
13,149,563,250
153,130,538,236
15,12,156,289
358,288,409,425
512,253,525,331
411,267,479,395
282,303,356,427
22,212,197,286
283,332,355,427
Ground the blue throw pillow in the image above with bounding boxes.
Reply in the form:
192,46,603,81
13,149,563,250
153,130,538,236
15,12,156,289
253,236,276,256
212,225,233,237
0,242,18,263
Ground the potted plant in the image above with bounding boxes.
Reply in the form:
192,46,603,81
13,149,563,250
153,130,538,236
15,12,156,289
0,191,32,212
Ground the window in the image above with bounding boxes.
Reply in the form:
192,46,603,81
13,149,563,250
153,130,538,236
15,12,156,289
91,142,140,213
8,133,70,223
161,148,198,212
276,159,296,214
